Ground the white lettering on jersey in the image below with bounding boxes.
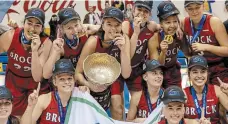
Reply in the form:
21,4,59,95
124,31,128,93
45,112,60,123
10,51,31,71
185,105,217,116
136,39,148,55
186,35,212,44
137,109,150,118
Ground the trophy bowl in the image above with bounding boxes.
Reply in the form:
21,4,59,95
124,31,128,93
83,53,121,85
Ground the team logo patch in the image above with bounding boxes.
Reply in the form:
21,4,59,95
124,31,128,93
59,61,71,69
163,4,173,12
0,88,8,96
32,10,42,16
151,60,159,66
168,89,180,96
192,57,205,63
109,9,120,16
64,10,73,17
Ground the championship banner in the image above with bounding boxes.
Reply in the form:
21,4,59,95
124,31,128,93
65,87,164,124
0,0,227,28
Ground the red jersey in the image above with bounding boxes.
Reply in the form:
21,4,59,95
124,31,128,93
184,15,223,64
158,119,186,124
39,92,67,124
63,35,87,67
95,36,121,62
184,85,220,124
137,91,158,118
7,28,47,77
90,36,121,108
90,87,111,110
128,21,134,38
128,22,154,68
158,33,180,68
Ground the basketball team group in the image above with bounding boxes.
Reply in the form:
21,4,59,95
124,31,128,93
1,0,228,124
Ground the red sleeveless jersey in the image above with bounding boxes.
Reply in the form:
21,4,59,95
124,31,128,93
95,36,121,62
128,21,134,38
158,33,180,68
184,85,220,124
128,21,154,68
39,92,67,124
158,119,186,124
7,28,47,77
63,35,87,67
136,91,158,118
184,15,223,64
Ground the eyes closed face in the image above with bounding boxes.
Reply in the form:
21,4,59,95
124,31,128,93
102,18,122,40
0,99,12,119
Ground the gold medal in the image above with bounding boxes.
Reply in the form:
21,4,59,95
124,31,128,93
164,35,173,44
29,32,33,37
76,32,86,38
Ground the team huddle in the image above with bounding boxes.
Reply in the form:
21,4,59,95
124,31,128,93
1,0,228,124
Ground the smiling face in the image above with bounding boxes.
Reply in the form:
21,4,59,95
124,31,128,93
0,99,12,119
133,6,151,23
62,19,82,40
102,18,122,40
185,3,204,22
163,102,185,124
143,68,163,88
53,73,75,93
160,15,179,35
23,17,43,41
189,66,208,87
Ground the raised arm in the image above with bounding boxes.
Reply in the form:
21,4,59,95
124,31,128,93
31,36,52,82
21,83,47,124
0,28,14,53
75,36,97,86
215,85,228,110
119,34,131,79
147,21,160,32
148,33,160,60
43,38,64,79
208,17,228,57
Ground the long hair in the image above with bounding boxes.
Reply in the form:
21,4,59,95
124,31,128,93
141,73,148,96
95,25,105,40
9,115,20,124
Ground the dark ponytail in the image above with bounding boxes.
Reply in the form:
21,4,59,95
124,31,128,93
9,115,20,124
141,74,148,96
95,25,105,40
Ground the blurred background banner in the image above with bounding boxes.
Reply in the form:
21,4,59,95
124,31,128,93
0,0,14,22
0,0,226,34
